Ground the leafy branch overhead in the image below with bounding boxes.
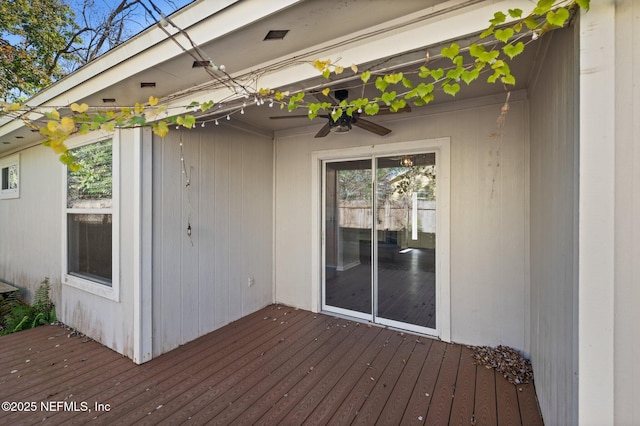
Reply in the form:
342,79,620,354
0,0,589,168
293,0,587,112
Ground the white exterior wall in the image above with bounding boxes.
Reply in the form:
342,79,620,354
274,95,530,352
613,1,640,424
152,126,273,356
0,146,62,304
529,26,579,426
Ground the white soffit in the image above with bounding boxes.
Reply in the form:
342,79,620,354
163,0,534,113
0,0,534,147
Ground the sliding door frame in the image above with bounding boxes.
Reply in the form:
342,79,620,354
311,138,451,341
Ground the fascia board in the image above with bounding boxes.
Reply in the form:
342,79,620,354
162,0,533,115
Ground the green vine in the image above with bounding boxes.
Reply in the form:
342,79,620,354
0,0,589,168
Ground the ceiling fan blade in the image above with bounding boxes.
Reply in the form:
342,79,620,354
270,115,310,119
315,122,331,138
311,91,336,104
377,104,412,115
270,114,330,120
353,118,391,136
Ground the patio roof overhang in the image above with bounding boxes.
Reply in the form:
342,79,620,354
0,0,536,154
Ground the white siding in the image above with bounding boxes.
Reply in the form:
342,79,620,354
152,126,273,356
274,95,529,353
0,145,62,304
529,26,579,426
614,1,640,424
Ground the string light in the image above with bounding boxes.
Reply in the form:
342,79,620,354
215,119,219,125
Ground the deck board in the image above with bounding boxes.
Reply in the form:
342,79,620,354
496,368,521,425
401,338,446,425
376,336,432,425
351,336,416,425
0,305,543,425
449,346,477,425
302,326,389,426
424,343,462,426
518,383,545,426
475,362,498,425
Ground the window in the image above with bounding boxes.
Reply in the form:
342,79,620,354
63,135,119,300
0,154,20,199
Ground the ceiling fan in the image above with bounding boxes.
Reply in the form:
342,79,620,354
270,89,411,138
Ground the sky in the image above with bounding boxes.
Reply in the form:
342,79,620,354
67,0,195,39
62,0,196,64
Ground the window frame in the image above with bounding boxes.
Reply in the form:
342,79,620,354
0,153,20,200
62,131,120,302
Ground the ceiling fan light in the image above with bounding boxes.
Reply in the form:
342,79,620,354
329,114,353,133
400,155,414,167
331,124,351,133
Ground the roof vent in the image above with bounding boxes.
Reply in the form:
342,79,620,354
192,60,212,68
140,82,156,88
264,30,289,41
102,98,116,103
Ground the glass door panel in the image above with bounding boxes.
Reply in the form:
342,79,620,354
324,160,373,317
375,154,436,329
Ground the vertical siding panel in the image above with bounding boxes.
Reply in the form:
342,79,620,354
228,135,244,320
242,138,258,314
499,104,527,350
199,131,217,333
529,26,578,425
162,135,183,352
614,1,640,424
181,131,200,343
152,134,163,356
478,109,501,345
214,134,231,327
263,140,274,307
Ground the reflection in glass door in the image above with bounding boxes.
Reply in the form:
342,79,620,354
375,154,436,330
324,160,372,319
323,153,437,333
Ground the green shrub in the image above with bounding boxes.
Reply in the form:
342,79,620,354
1,278,56,335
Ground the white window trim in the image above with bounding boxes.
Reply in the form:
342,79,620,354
61,131,120,302
0,153,20,199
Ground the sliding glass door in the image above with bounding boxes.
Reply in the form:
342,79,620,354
323,152,437,334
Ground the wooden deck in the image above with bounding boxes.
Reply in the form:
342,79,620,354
0,305,543,425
